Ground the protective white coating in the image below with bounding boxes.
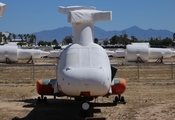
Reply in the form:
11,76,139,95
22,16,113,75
125,44,149,62
59,6,111,23
0,2,6,18
106,49,115,57
49,50,62,58
125,43,175,62
59,6,95,15
0,45,50,62
115,49,125,58
149,48,172,59
68,10,112,23
18,49,49,60
72,23,94,46
0,46,18,62
55,6,112,96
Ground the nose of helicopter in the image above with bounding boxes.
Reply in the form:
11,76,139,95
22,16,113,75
60,67,111,96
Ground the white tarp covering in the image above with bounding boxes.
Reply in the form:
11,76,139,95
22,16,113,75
68,10,112,23
0,2,6,18
59,6,95,14
131,43,150,46
59,6,112,23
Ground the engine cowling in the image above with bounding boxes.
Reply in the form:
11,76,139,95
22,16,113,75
111,78,126,95
36,79,56,96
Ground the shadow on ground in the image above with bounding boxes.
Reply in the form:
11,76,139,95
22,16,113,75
11,98,116,120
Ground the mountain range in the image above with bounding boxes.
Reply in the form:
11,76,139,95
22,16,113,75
33,26,174,42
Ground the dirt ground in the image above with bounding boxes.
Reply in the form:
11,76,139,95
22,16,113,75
0,57,175,120
0,82,175,120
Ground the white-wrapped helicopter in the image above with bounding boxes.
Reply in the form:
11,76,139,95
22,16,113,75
36,6,126,114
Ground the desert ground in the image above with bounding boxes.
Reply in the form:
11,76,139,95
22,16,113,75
0,57,175,120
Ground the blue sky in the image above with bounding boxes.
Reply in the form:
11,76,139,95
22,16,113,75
0,0,175,34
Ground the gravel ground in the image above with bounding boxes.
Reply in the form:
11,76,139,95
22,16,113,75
0,82,175,120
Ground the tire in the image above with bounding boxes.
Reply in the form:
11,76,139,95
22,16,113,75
114,96,119,102
37,96,41,103
44,97,47,102
121,96,125,102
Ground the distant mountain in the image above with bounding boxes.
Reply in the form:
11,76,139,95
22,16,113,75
33,26,72,42
32,26,174,42
119,26,173,40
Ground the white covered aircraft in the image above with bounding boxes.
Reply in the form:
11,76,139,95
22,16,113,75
0,44,50,63
0,3,50,63
36,6,126,113
0,2,6,18
115,43,175,62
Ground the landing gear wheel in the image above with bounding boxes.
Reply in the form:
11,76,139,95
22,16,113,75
44,97,47,102
113,96,119,104
36,95,48,104
120,96,126,104
113,95,126,104
54,95,56,99
37,96,41,103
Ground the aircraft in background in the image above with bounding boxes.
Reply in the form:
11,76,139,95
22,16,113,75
36,6,126,115
114,43,175,62
49,44,69,58
0,44,50,63
0,2,50,64
0,2,6,18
